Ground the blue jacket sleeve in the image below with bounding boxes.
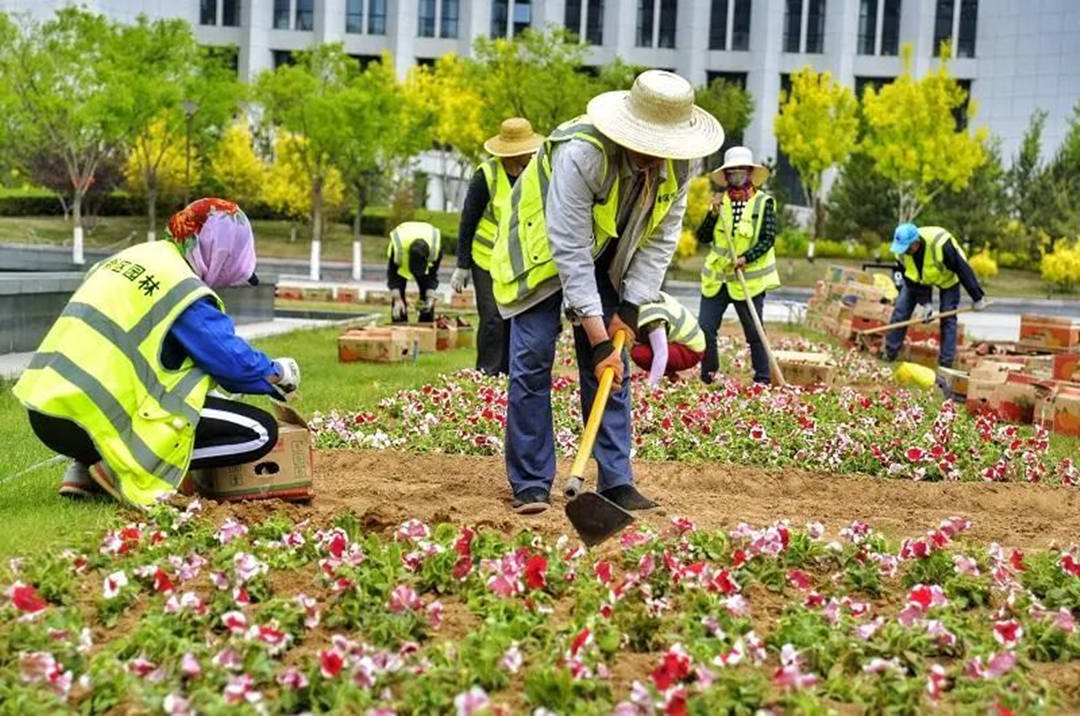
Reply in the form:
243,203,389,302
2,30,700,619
169,298,281,396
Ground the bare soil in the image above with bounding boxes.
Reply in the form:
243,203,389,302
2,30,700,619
217,449,1080,551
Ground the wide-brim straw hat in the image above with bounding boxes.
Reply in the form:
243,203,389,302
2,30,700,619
484,118,545,157
710,146,770,187
586,70,724,160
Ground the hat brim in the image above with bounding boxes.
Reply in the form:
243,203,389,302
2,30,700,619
889,238,915,256
586,91,725,160
483,134,545,158
711,165,770,187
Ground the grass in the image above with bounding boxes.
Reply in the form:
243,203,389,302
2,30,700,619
0,325,476,558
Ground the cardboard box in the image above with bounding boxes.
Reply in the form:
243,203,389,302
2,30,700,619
435,322,458,351
455,318,475,349
1053,387,1080,437
401,324,437,353
828,265,873,285
774,350,837,387
451,289,476,310
900,341,939,368
276,285,303,301
1035,386,1057,431
335,286,361,303
1019,314,1080,350
365,289,392,305
840,283,888,305
936,367,969,400
970,359,1025,383
302,287,333,303
852,315,886,333
338,328,413,362
853,301,896,322
1053,353,1080,383
187,404,314,502
829,318,855,343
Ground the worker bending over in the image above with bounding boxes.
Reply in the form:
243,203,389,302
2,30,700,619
631,291,706,386
491,70,724,515
885,223,988,368
388,220,442,324
14,198,300,505
451,118,543,375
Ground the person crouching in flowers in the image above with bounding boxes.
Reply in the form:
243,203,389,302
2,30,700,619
630,291,706,387
14,198,300,506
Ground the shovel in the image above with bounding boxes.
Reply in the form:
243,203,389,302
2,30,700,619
723,234,786,387
563,331,635,547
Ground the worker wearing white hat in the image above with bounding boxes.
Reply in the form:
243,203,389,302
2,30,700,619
696,146,779,384
490,70,724,515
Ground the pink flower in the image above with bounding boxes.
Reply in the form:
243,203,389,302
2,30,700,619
854,617,884,641
254,624,291,653
102,570,128,600
453,686,490,716
320,649,345,679
787,570,811,590
426,600,444,629
773,644,818,691
907,584,947,612
277,666,310,690
926,663,948,701
222,611,247,635
20,651,72,698
953,554,981,576
966,651,1016,680
181,652,201,677
128,656,157,678
524,554,548,590
163,694,191,716
233,552,267,583
1055,608,1076,633
993,620,1023,647
863,657,905,676
212,648,243,671
749,424,767,442
486,574,519,598
223,673,261,705
395,519,431,543
215,518,248,545
388,585,422,613
500,644,523,674
8,582,47,617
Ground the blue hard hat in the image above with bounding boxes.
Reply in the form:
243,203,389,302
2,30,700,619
890,223,919,255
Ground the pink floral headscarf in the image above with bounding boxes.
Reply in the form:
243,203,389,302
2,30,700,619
166,198,257,288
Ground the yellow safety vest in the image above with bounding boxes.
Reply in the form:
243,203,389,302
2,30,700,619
700,192,781,300
901,227,963,289
638,291,706,353
490,117,685,311
13,241,222,506
473,158,513,272
388,221,441,281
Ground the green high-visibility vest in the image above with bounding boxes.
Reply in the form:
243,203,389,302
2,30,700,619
473,158,513,272
13,241,222,506
490,117,685,312
901,227,964,289
638,291,706,353
388,221,441,281
700,191,781,300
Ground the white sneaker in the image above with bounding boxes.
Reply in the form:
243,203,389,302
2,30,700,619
58,461,101,499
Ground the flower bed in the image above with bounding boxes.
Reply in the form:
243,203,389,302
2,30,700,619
311,337,1078,485
3,503,1080,712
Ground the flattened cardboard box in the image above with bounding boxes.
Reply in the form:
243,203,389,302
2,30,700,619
1019,314,1080,350
190,404,314,502
338,328,413,362
774,350,837,387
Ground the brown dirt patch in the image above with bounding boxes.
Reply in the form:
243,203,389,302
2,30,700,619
233,449,1080,551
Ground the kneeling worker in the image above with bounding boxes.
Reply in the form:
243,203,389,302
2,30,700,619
14,198,300,505
388,220,442,324
884,223,988,368
631,291,706,387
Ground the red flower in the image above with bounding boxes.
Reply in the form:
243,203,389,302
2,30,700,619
319,649,344,679
993,619,1023,647
10,583,47,615
524,555,548,590
594,561,613,585
152,568,175,595
569,627,592,658
453,527,475,557
787,570,812,590
452,556,472,581
1009,550,1027,572
650,645,692,690
1062,553,1080,577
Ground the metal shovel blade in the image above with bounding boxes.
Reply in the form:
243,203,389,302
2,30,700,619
564,492,635,547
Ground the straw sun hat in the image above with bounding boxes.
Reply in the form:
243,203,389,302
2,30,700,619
586,70,725,160
483,118,545,157
711,146,770,187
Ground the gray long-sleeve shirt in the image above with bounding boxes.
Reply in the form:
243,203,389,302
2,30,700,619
522,138,687,319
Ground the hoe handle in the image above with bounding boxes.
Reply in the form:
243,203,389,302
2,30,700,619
565,331,626,498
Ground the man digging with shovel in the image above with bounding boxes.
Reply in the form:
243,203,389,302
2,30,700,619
491,70,724,519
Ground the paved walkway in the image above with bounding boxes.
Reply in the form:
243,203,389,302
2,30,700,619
0,317,339,380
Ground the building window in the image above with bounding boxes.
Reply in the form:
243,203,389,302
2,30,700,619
806,0,826,53
854,75,893,98
416,57,438,68
491,0,509,37
585,0,604,44
369,0,387,34
709,0,727,50
273,0,290,29
418,0,436,36
442,0,460,38
222,0,240,26
776,74,805,205
513,0,532,36
272,50,295,68
783,0,802,53
881,0,900,55
565,0,583,37
857,0,876,55
636,0,654,47
350,54,382,68
295,0,314,31
658,0,677,48
953,79,972,128
346,0,364,33
200,0,217,25
706,71,747,90
957,0,977,58
731,0,751,50
933,0,953,56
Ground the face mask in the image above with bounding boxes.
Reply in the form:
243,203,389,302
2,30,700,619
725,169,749,187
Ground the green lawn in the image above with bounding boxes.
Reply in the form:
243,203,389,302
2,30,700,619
0,325,476,558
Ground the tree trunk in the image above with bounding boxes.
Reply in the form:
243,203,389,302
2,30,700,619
353,194,364,242
146,184,157,242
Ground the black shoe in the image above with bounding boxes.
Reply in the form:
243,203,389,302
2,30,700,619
883,351,898,363
600,484,659,511
511,488,551,515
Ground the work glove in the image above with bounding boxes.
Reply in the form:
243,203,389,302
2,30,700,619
391,291,407,322
607,301,639,345
269,357,300,402
973,298,988,312
418,296,436,323
912,303,935,324
591,339,624,389
450,267,471,293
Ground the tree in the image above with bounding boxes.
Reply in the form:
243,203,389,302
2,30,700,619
1040,239,1080,292
109,17,241,239
0,9,126,261
1030,102,1080,246
1006,110,1047,222
255,44,356,279
861,44,987,223
823,152,897,245
263,133,346,241
695,78,755,149
774,67,859,239
207,120,268,209
922,138,1008,250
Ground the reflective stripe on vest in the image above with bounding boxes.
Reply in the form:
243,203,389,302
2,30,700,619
491,116,684,310
388,222,441,281
13,241,220,506
700,191,781,300
638,291,706,353
902,227,962,289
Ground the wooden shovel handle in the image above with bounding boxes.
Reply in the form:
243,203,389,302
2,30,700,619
566,331,626,493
